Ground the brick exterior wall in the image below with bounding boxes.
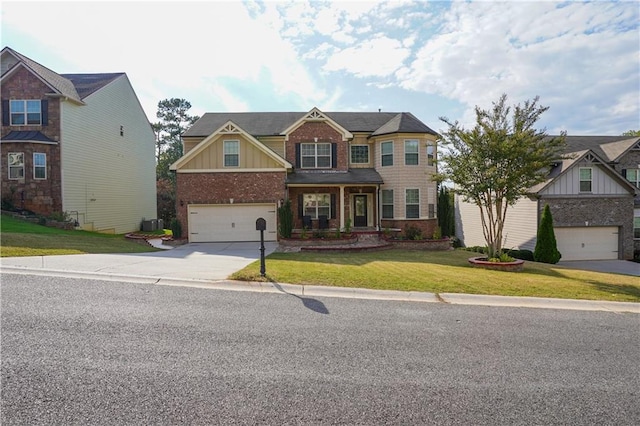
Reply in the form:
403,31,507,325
381,219,438,239
1,67,62,215
176,172,286,236
541,196,634,259
286,122,347,171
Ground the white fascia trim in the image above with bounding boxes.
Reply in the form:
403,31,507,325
176,168,287,173
281,107,353,142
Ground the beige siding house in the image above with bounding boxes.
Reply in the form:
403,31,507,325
171,108,439,242
1,46,156,234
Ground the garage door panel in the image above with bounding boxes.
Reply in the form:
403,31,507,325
554,227,618,261
189,204,277,243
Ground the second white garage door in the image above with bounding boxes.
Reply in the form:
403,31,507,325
188,204,277,243
553,226,619,261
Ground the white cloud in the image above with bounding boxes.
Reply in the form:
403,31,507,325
324,36,411,78
399,1,640,133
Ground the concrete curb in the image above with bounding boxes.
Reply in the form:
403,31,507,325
1,266,638,314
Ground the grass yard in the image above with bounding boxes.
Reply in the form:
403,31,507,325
231,249,640,303
0,214,160,257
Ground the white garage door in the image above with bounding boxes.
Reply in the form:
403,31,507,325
188,204,277,243
554,227,618,261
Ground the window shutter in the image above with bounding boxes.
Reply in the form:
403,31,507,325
331,143,337,168
298,194,303,218
41,100,48,126
330,194,336,219
295,144,301,168
622,169,627,178
2,100,9,126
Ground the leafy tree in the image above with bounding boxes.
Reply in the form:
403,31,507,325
437,94,566,258
621,130,640,137
437,185,455,237
534,204,562,264
153,98,200,182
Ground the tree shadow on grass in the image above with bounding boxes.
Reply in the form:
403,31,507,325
267,277,329,315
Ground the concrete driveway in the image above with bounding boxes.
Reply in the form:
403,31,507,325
0,242,278,281
558,260,639,276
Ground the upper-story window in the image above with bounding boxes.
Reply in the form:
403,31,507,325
350,145,369,164
624,169,639,188
426,142,435,166
381,141,393,166
34,153,47,179
579,167,592,192
10,100,41,125
301,143,331,168
8,152,24,179
223,140,239,167
405,140,419,165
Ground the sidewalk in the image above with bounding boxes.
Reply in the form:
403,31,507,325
2,251,638,315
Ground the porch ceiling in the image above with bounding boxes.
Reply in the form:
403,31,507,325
286,168,383,185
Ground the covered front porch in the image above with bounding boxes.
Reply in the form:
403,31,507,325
285,169,383,232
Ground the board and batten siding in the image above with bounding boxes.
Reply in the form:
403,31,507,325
180,134,281,170
541,161,629,196
60,75,156,233
455,195,538,251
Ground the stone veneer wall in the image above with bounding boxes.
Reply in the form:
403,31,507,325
541,196,634,259
1,67,62,215
176,172,286,237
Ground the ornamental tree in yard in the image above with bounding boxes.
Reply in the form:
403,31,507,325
534,204,562,264
437,94,566,258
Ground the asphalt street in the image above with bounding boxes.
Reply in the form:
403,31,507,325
2,273,639,425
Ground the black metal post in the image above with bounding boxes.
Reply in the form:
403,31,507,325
260,230,266,277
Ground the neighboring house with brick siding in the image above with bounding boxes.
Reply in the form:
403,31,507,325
455,136,639,260
171,108,439,242
0,46,157,233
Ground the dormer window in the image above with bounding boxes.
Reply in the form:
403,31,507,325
10,100,41,125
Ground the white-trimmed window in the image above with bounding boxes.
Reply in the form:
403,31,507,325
624,169,640,188
634,216,640,239
405,139,419,165
350,145,369,164
301,143,331,168
34,153,46,179
8,152,24,179
382,189,394,219
381,141,393,166
303,193,330,219
10,100,41,125
579,167,592,192
426,142,435,166
223,140,239,167
405,188,420,219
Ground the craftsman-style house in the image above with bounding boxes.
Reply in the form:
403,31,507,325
456,135,639,260
171,108,439,242
0,46,156,233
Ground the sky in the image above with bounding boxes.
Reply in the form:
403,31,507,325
2,0,639,136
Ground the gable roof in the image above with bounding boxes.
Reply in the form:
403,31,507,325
61,73,125,99
554,135,640,162
530,148,637,195
1,46,124,103
183,110,437,138
171,120,293,171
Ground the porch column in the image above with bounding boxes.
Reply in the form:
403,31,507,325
340,185,345,230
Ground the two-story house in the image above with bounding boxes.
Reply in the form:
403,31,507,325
0,46,157,234
455,135,639,261
170,108,439,242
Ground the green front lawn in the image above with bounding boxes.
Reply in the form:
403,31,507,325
0,214,160,257
231,249,640,303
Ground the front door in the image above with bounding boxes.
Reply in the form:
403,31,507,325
354,195,367,227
